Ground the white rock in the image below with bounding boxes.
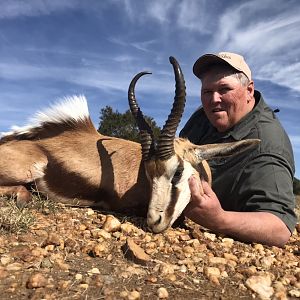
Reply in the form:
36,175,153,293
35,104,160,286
246,274,274,299
260,256,276,269
103,215,121,232
88,267,100,275
0,255,11,266
128,290,140,300
204,232,216,241
208,257,227,265
157,287,169,298
75,273,83,280
289,289,300,298
204,267,221,278
86,208,95,215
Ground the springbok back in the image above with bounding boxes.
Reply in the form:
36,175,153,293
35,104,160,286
0,96,150,215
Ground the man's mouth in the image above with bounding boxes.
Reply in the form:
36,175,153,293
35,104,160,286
212,108,224,113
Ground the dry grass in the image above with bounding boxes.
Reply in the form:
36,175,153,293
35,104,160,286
29,186,58,215
0,189,58,234
0,197,35,234
295,194,300,221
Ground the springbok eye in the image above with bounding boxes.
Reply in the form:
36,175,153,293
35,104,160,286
171,166,184,185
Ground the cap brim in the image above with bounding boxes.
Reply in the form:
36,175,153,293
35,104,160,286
193,54,231,79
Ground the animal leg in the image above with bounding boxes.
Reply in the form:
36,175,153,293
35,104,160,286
0,186,32,207
0,140,48,207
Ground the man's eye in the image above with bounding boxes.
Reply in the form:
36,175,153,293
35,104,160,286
220,87,230,93
202,90,211,95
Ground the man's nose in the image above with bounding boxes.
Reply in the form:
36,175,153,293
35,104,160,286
211,92,221,103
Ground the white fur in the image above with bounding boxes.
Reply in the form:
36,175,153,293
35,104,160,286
1,95,89,137
31,162,47,179
170,162,195,226
147,158,196,233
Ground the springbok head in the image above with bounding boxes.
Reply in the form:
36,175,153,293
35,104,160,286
128,56,259,233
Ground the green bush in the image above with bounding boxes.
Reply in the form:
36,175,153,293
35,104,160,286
294,177,300,195
98,106,161,143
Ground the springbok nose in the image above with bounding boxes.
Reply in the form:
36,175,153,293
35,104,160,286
147,209,162,228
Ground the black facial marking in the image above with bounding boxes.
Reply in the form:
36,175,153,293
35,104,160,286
171,161,184,186
166,160,184,219
166,184,180,220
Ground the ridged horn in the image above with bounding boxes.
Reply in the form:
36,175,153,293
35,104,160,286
157,56,186,160
128,71,155,161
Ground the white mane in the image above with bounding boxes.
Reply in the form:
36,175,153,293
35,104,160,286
1,95,90,137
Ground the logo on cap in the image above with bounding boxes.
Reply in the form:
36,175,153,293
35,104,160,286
219,53,232,60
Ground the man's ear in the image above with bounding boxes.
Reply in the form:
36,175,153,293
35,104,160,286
247,81,254,96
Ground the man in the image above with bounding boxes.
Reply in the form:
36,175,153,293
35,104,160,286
180,52,296,247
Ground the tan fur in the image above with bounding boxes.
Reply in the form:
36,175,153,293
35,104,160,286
0,124,210,214
174,138,212,184
0,118,150,215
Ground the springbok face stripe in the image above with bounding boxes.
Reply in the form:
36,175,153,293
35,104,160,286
166,159,184,219
171,160,184,185
166,185,179,221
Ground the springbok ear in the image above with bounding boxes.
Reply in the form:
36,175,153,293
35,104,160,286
193,139,260,162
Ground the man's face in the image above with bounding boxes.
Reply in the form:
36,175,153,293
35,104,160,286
201,69,253,132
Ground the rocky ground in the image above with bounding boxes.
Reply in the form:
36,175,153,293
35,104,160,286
0,195,299,300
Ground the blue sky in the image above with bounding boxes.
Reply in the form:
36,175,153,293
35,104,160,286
0,0,299,178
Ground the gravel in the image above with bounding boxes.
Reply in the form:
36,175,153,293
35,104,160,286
0,197,299,300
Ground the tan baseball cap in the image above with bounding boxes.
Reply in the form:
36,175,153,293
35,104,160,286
193,51,252,80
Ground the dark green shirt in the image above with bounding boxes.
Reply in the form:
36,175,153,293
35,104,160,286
180,90,297,233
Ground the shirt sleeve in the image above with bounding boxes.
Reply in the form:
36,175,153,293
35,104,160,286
232,153,297,233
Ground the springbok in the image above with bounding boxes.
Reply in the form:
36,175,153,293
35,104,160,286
0,56,259,233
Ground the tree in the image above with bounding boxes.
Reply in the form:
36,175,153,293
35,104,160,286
98,106,161,143
294,177,300,195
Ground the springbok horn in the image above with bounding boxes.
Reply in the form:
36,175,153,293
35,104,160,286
128,71,155,161
157,56,186,160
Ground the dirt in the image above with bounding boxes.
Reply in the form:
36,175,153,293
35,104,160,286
0,195,300,300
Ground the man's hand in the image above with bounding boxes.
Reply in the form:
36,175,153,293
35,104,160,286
184,176,225,231
184,176,291,247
